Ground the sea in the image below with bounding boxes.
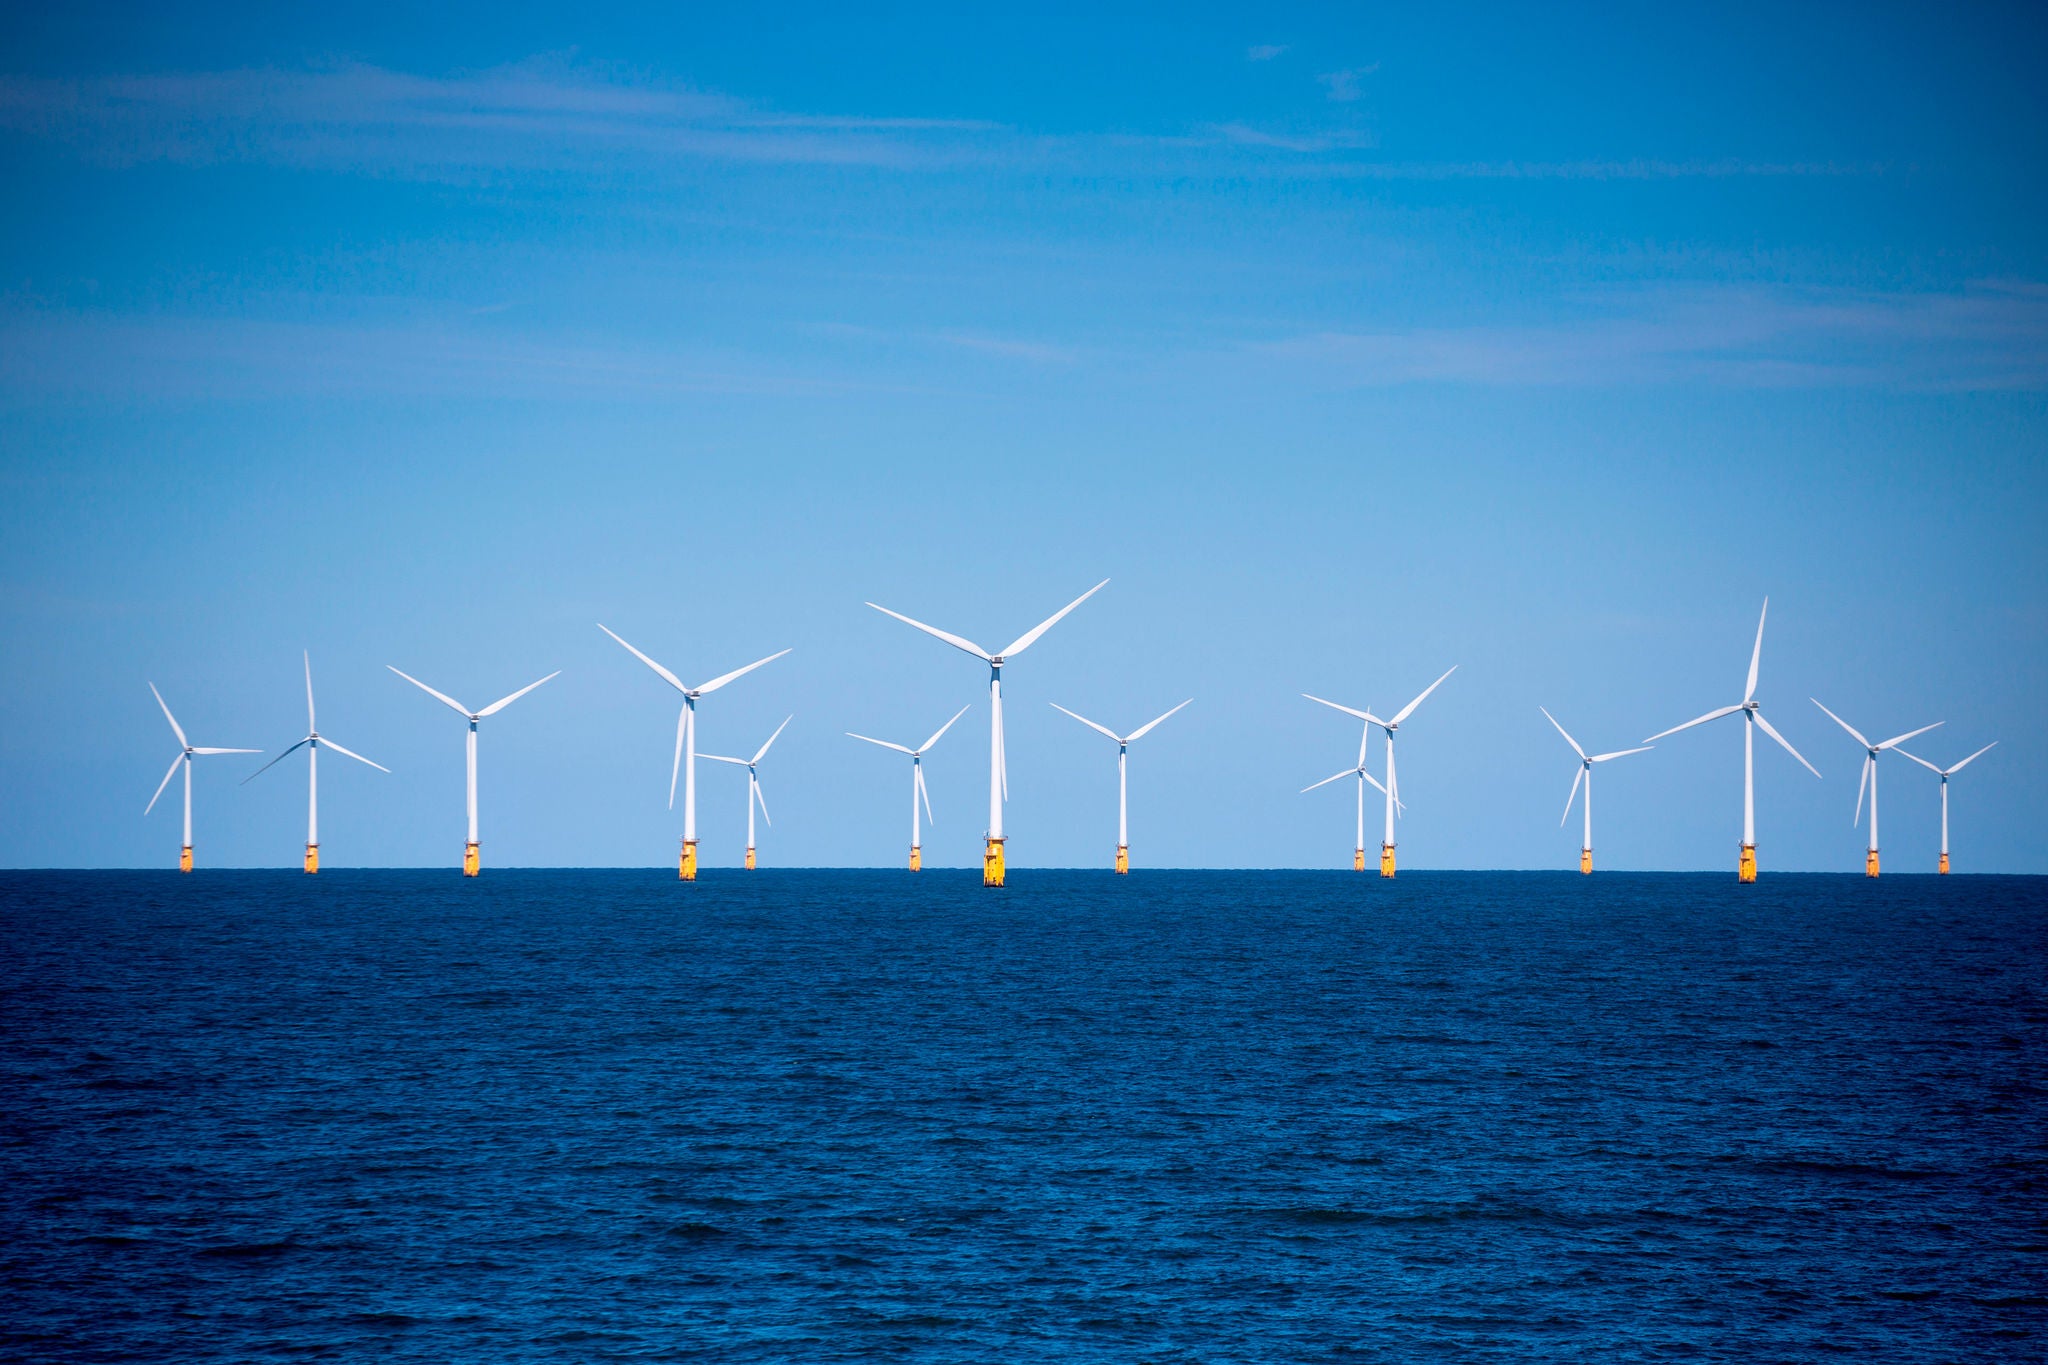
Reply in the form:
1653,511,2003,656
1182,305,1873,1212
1,869,2042,1362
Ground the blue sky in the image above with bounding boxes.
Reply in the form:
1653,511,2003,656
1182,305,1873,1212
2,2,2043,871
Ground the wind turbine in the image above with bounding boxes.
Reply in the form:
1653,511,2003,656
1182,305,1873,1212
1050,698,1191,873
703,716,792,870
143,683,258,872
243,651,389,872
1642,598,1818,882
386,665,560,876
1895,742,1997,874
1540,707,1650,874
1809,700,1940,877
598,626,789,880
847,705,970,870
866,580,1107,886
1304,665,1457,877
1301,715,1394,871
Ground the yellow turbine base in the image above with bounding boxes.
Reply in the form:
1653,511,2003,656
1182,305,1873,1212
1353,847,1366,872
1738,844,1756,883
745,847,757,871
1866,848,1880,878
179,845,193,873
909,845,922,872
983,836,1006,887
679,840,698,882
1580,848,1593,875
1380,843,1396,878
463,842,480,877
1116,844,1129,875
1939,852,1950,875
304,844,319,875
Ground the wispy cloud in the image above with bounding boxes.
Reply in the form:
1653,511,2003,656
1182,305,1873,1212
1246,45,1289,62
1317,64,1379,103
1259,282,2048,390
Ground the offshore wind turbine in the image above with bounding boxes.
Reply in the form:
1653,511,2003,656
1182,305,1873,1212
1642,599,1818,882
847,705,970,870
143,683,258,872
1304,666,1457,877
1896,742,1997,874
243,652,389,872
703,715,792,870
1810,700,1940,877
386,665,560,876
1050,698,1191,873
866,580,1107,886
598,626,789,880
1301,716,1394,871
1540,707,1650,874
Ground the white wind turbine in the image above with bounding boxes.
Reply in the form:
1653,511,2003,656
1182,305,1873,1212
243,652,389,873
1896,742,1997,874
144,683,259,872
847,705,970,871
1642,598,1819,882
1304,666,1457,877
703,715,792,871
1050,698,1191,873
866,580,1107,886
1301,716,1395,872
386,665,560,876
1540,707,1650,874
1810,700,1940,878
598,625,789,881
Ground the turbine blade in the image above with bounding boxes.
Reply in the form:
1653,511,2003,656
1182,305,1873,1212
865,602,991,661
1561,764,1585,828
1539,706,1586,761
387,666,472,718
1946,741,1997,774
598,625,690,695
1588,747,1652,762
997,704,1008,803
917,763,935,825
1359,767,1388,797
1301,768,1354,794
1875,721,1942,752
242,737,311,784
476,670,561,717
1125,698,1192,744
700,754,748,765
752,715,793,765
1643,704,1743,744
1049,702,1121,743
693,648,791,696
1854,753,1870,826
1302,693,1374,723
847,732,915,755
304,651,316,731
669,705,687,809
1752,710,1821,778
144,752,183,814
191,747,260,755
319,738,390,773
1808,698,1870,750
1390,665,1457,727
998,579,1108,658
918,705,971,754
1893,747,1944,775
754,776,771,827
1356,722,1370,771
1745,598,1767,702
148,683,188,748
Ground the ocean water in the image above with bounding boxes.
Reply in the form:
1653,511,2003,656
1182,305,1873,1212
1,869,2042,1362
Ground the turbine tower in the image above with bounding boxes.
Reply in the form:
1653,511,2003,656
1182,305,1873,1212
866,580,1107,886
144,683,258,872
1304,665,1456,877
1050,698,1191,873
703,716,792,870
1810,700,1940,877
847,705,970,870
387,665,560,876
243,652,389,872
1895,742,1997,873
1642,598,1819,882
1540,707,1650,874
1301,716,1395,871
598,626,789,880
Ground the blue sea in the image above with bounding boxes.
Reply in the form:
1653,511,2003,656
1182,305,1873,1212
2,870,2042,1361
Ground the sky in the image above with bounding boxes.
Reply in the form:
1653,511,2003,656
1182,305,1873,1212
1,1,2043,872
